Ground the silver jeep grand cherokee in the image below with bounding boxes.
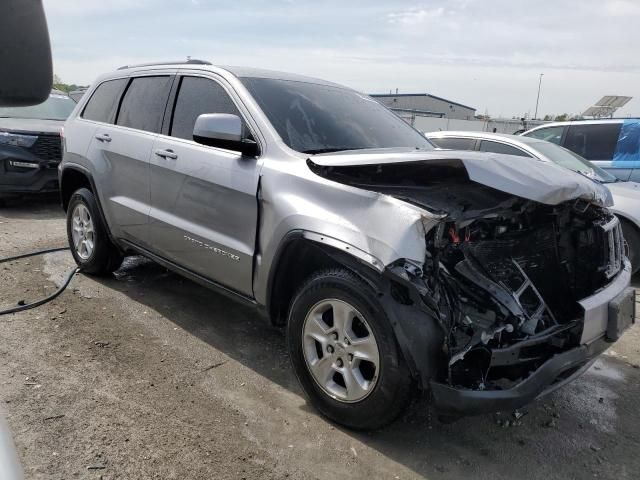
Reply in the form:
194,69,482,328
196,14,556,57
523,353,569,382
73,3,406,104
60,60,635,429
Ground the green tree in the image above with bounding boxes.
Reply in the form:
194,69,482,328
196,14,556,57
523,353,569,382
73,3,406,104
52,74,83,93
554,113,569,122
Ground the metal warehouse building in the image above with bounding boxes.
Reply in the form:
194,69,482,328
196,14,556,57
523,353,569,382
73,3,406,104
370,93,476,120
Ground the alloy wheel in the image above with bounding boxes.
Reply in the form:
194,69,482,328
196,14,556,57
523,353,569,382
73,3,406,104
71,203,95,260
302,298,380,403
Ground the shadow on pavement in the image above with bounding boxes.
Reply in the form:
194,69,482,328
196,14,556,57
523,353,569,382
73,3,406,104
0,194,63,220
93,256,640,479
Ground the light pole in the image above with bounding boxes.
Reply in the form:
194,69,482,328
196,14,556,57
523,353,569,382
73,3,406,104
534,73,544,120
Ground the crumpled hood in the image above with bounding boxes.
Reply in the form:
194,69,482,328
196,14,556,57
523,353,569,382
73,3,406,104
309,148,613,208
0,117,63,135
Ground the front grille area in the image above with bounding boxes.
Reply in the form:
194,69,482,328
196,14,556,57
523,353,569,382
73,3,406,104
464,224,579,324
599,216,624,279
26,134,62,162
460,211,624,324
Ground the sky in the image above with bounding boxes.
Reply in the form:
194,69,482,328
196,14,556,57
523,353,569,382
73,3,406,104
44,0,639,118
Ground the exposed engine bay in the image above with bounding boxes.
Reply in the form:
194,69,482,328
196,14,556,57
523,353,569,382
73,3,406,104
424,199,621,390
309,157,625,392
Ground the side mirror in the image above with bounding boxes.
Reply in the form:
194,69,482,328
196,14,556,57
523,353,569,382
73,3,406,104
193,113,259,157
0,0,53,106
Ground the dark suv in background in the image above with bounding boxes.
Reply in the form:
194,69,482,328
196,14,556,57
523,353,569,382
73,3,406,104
0,90,76,200
523,119,640,181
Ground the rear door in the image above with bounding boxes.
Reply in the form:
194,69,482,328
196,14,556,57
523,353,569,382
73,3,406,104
85,74,174,246
147,74,261,296
563,123,622,161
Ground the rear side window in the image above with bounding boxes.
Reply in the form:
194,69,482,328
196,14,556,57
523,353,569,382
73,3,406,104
116,76,173,133
81,79,127,123
564,123,622,161
430,137,476,151
479,140,531,157
170,76,241,140
524,125,565,145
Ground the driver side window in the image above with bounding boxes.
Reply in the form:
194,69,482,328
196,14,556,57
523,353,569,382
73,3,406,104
170,76,241,141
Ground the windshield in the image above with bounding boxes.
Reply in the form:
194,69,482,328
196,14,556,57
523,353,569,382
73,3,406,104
0,93,76,121
240,77,434,154
531,140,618,183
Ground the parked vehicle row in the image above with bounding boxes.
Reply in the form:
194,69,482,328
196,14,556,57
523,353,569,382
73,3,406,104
427,131,640,273
523,118,640,181
58,61,634,429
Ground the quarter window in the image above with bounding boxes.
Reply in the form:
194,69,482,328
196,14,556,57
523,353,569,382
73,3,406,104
170,76,241,141
81,79,128,124
479,140,531,157
564,123,622,161
429,137,476,151
524,126,565,145
116,76,173,133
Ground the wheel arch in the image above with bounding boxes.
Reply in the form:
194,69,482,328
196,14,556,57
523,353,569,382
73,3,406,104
616,214,640,271
616,213,640,233
267,230,443,389
266,231,383,326
59,164,120,250
60,165,94,211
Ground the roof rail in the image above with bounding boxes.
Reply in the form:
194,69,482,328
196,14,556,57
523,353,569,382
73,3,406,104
117,59,212,70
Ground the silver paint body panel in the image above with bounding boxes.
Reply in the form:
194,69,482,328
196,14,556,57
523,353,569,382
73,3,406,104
62,63,630,328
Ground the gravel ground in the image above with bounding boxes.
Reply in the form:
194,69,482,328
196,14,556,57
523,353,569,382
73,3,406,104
1,197,640,480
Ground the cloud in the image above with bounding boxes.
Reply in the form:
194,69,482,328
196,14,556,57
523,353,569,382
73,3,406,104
42,0,639,117
387,7,445,25
605,0,640,16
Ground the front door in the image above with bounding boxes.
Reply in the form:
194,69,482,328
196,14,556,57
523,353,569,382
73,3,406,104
148,75,260,296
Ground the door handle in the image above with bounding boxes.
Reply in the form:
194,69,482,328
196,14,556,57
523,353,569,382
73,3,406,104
154,148,178,159
95,133,111,142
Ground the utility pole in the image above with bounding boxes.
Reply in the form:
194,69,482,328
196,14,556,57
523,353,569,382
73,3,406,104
534,73,544,120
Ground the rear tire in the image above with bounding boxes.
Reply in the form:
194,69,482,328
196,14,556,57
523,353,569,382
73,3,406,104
287,268,413,430
66,188,122,275
621,219,640,275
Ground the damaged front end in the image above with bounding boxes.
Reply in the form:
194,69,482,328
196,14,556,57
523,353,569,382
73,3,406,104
308,152,634,416
423,199,626,410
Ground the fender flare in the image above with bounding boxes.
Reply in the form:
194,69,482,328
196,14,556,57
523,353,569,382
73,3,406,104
267,229,442,389
264,230,383,317
59,163,120,249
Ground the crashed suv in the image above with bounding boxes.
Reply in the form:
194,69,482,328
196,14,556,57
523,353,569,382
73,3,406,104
59,60,635,430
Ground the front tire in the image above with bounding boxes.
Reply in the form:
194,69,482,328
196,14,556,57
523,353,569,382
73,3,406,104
66,188,122,275
287,268,413,430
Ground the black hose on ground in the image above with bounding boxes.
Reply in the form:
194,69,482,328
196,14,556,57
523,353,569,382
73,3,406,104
0,247,79,316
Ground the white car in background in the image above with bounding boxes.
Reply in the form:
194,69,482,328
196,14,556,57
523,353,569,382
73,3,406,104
426,131,640,273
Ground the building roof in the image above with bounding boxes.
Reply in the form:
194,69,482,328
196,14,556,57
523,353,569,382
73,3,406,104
388,107,445,118
370,93,476,112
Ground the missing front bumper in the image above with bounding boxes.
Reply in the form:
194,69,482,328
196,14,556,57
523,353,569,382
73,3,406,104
429,284,635,416
430,335,609,416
